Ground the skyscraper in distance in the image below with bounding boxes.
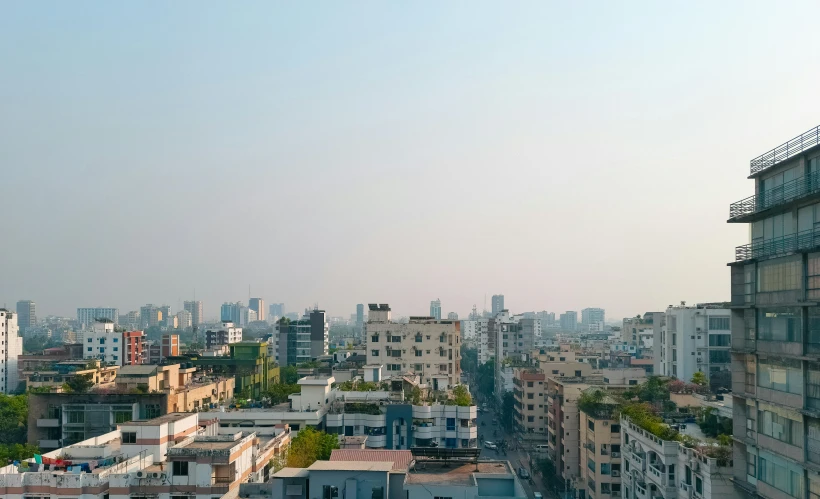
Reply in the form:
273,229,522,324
0,309,23,393
16,300,35,333
249,298,266,322
183,300,203,327
491,294,505,315
430,299,441,320
356,304,364,325
269,303,285,318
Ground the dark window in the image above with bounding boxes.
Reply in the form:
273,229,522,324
173,461,189,476
122,432,136,444
371,335,379,343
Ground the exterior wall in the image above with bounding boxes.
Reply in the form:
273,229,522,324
657,306,730,383
579,409,622,499
184,300,203,327
365,318,461,387
82,323,124,366
513,370,547,437
122,330,145,365
77,307,119,328
0,310,23,393
161,334,179,358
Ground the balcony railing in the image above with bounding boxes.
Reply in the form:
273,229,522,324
735,226,820,262
751,124,820,175
729,171,820,219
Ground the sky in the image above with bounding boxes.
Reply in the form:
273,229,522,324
3,1,820,321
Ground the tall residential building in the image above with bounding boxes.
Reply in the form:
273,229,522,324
364,304,461,389
447,312,459,320
205,322,243,349
622,313,659,347
82,321,144,366
578,391,623,499
249,297,266,322
122,330,146,365
122,310,141,330
560,311,578,331
654,303,731,383
77,307,119,329
139,304,164,328
161,333,180,358
15,300,36,333
492,294,505,315
273,310,329,366
581,307,605,329
176,309,192,329
464,318,491,364
0,309,23,393
430,299,442,320
183,300,203,327
356,303,364,326
727,125,820,499
269,302,285,318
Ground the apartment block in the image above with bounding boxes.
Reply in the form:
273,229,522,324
579,393,623,499
15,300,35,333
727,124,820,499
512,369,547,437
0,309,23,393
273,310,329,366
206,322,243,349
184,300,204,327
365,304,461,389
162,333,180,358
622,313,659,347
77,307,118,328
655,304,731,383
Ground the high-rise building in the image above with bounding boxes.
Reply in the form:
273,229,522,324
726,125,820,499
122,310,140,330
430,299,442,320
249,298,266,322
221,302,243,325
581,307,605,328
447,312,459,320
139,304,163,329
82,321,143,366
273,309,329,366
15,300,36,333
176,309,192,329
269,303,285,319
560,311,578,331
161,334,179,358
356,304,364,325
77,307,119,329
205,322,243,349
0,309,23,393
491,294,505,315
365,304,461,388
183,300,203,327
654,304,731,383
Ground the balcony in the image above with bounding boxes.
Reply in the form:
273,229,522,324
735,227,820,262
729,171,820,221
37,418,59,428
750,124,820,176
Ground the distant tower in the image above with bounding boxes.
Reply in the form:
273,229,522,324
15,300,36,333
430,299,442,320
491,295,505,315
249,298,266,322
184,300,203,327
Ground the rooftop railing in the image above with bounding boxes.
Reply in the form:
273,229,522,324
735,226,820,262
751,125,820,175
729,171,820,220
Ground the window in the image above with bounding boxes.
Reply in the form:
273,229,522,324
527,416,534,422
708,334,731,346
527,393,534,399
173,461,189,476
747,452,757,477
575,370,582,377
588,420,595,431
588,458,595,472
371,350,379,357
759,357,803,394
371,487,384,499
629,379,638,385
758,450,804,498
122,431,137,444
758,403,802,446
708,317,730,330
672,333,677,346
391,336,401,343
528,404,534,410
113,337,118,342
446,418,455,430
758,256,801,293
371,335,379,343
695,477,703,494
601,463,611,475
415,334,422,343
67,411,85,424
415,350,422,357
709,350,731,363
611,424,620,433
114,411,132,424
87,347,92,352
758,308,801,342
113,346,119,352
87,338,92,343
527,381,534,387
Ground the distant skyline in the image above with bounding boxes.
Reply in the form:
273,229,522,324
4,2,819,320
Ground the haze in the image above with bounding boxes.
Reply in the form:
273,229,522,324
2,1,819,320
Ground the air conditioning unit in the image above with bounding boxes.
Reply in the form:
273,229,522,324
136,471,146,478
612,471,620,477
151,472,161,479
411,425,417,430
681,483,693,491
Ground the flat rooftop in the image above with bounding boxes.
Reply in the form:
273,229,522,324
405,461,513,486
309,460,393,472
183,440,237,450
124,413,193,426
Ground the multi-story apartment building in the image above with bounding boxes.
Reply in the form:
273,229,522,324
430,299,442,320
122,330,145,365
269,302,285,319
621,415,738,499
654,304,731,384
582,308,606,330
273,309,329,366
183,299,203,327
0,309,23,393
161,333,179,358
139,304,164,329
579,391,623,499
15,300,35,333
622,313,659,347
77,307,118,329
561,311,579,331
205,322,243,349
121,310,140,330
249,297,266,322
81,321,144,366
176,308,192,329
492,294,505,315
727,124,820,499
467,318,492,364
365,304,461,389
513,369,547,436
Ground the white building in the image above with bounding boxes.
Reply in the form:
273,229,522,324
0,309,23,393
183,300,203,327
365,304,461,389
205,322,243,349
76,307,118,329
654,303,731,383
582,307,606,327
82,321,126,366
430,299,442,320
176,309,192,328
463,319,491,363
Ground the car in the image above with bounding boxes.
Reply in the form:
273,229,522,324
518,467,530,479
484,441,497,450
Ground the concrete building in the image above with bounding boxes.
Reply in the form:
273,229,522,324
184,300,203,327
24,359,119,392
0,309,23,393
561,311,579,331
655,303,731,383
725,124,820,499
430,299,442,320
579,390,623,499
121,310,140,330
621,415,737,499
15,300,35,333
269,302,285,319
77,307,118,329
464,318,491,364
582,307,606,328
139,304,164,329
273,310,329,366
122,330,146,365
622,314,659,347
174,308,191,329
162,333,179,358
81,322,144,367
249,297,266,322
365,304,461,388
447,312,459,320
492,294,505,315
221,301,244,324
205,322,243,349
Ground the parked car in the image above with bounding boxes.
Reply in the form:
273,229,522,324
518,467,530,479
484,441,497,450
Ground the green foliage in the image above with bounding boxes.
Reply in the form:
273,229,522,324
344,403,382,415
460,346,478,376
338,380,387,392
578,388,612,418
697,407,733,438
476,359,495,399
281,366,299,385
0,443,39,463
621,402,680,441
501,392,516,427
64,374,93,394
407,386,422,405
286,427,339,468
452,385,472,406
622,376,669,404
266,384,301,404
298,361,322,369
22,336,63,354
0,394,29,446
691,371,708,386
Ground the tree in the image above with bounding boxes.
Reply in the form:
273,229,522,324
281,366,299,385
501,392,516,429
0,394,29,446
64,374,93,394
476,359,495,399
452,385,472,406
267,384,301,404
460,346,478,376
691,371,708,387
0,443,39,464
286,427,339,468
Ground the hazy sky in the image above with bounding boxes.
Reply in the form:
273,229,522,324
3,1,820,321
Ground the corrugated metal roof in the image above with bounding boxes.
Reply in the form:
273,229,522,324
330,449,413,471
309,461,393,472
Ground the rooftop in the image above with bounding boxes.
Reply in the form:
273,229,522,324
308,460,393,472
273,467,310,478
123,413,193,426
330,450,413,471
405,461,513,486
